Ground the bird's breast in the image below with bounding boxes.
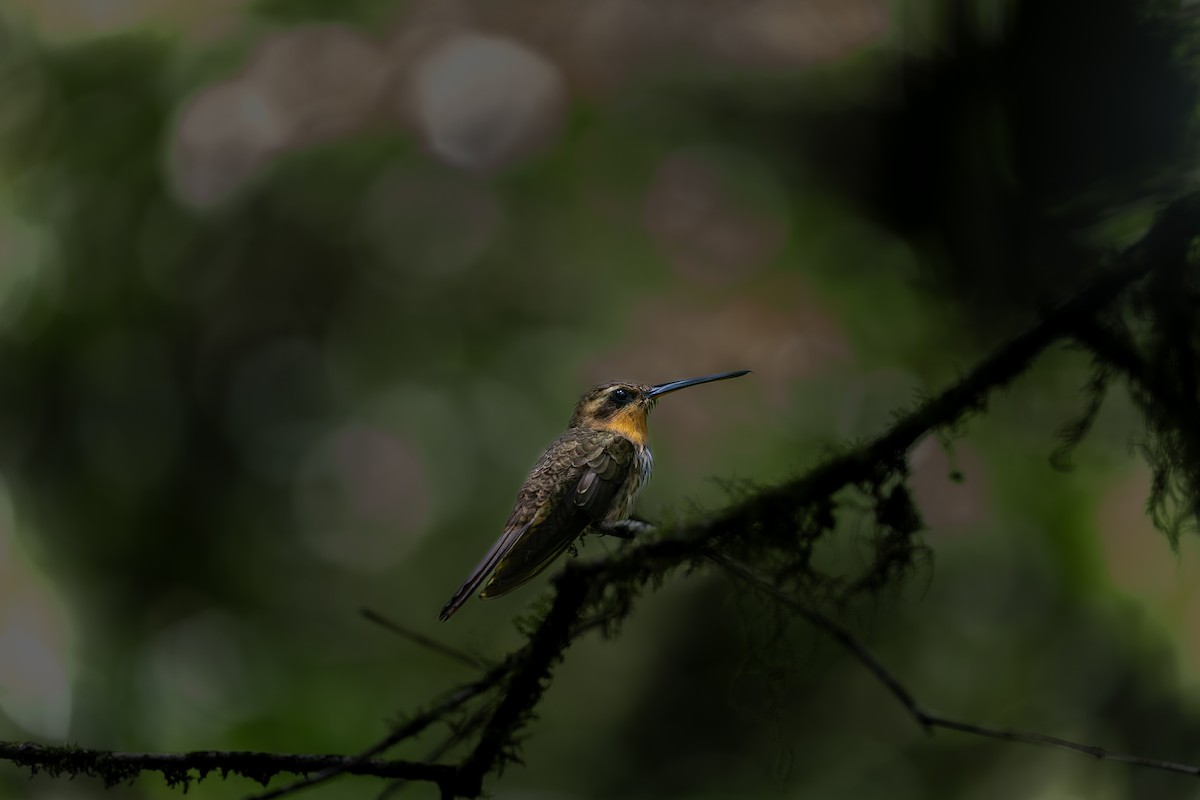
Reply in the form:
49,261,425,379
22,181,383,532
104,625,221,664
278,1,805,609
605,444,654,522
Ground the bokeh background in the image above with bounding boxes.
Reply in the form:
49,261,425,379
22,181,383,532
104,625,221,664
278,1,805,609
0,0,1199,798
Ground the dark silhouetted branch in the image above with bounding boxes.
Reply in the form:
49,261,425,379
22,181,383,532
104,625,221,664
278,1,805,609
361,607,487,672
4,191,1200,799
0,741,452,791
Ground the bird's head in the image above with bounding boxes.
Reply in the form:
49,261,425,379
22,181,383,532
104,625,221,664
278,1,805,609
568,370,749,445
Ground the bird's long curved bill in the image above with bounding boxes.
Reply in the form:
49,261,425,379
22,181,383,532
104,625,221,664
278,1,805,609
646,370,750,399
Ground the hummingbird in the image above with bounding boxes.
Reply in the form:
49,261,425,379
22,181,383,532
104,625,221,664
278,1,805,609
438,370,749,620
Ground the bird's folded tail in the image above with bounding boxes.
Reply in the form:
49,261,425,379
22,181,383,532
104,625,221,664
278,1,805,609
438,520,533,621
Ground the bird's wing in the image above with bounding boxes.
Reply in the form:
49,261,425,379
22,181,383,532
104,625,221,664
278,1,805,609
479,513,577,599
440,433,637,618
483,433,635,599
571,435,635,522
438,516,538,621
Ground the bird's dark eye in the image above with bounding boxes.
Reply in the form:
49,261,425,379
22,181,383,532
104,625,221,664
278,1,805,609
611,388,632,405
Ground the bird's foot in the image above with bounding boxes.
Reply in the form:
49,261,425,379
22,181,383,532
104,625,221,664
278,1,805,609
597,519,655,540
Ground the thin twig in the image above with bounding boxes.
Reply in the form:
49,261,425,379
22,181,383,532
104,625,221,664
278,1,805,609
361,608,486,672
713,555,1200,779
246,664,512,800
710,553,925,722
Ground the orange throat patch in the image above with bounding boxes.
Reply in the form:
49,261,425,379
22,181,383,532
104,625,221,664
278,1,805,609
601,407,650,446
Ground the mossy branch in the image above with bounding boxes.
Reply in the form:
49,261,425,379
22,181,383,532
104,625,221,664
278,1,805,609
0,741,453,791
5,190,1200,798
